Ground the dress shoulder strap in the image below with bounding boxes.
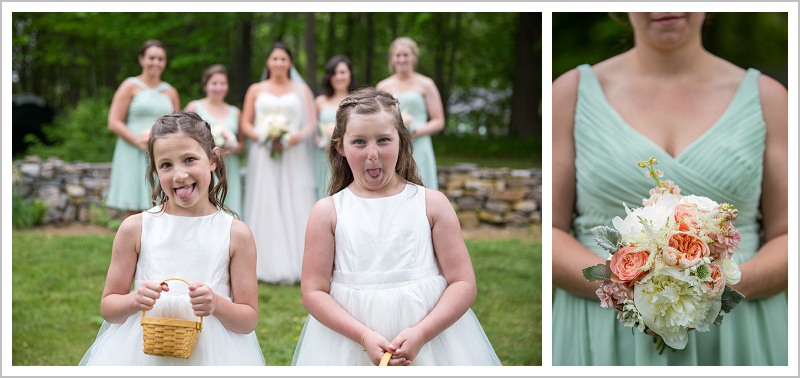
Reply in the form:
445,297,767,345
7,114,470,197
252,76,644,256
127,77,148,90
127,77,171,92
192,100,210,120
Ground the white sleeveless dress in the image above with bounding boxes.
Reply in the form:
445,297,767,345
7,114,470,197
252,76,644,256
292,184,501,365
79,208,265,365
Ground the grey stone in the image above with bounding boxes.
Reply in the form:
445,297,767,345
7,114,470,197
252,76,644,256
20,163,41,178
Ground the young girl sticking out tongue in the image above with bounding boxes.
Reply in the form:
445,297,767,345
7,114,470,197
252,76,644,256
80,112,264,365
292,88,501,366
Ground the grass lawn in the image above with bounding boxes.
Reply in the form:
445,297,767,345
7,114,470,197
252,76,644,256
11,226,541,366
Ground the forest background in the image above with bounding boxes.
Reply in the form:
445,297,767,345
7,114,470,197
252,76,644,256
11,12,541,168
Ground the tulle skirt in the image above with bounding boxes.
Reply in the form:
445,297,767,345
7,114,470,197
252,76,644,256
292,274,501,366
79,293,264,366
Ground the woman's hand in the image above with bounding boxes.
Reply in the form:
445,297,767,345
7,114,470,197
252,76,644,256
133,280,169,311
188,282,217,317
138,132,150,151
270,137,285,152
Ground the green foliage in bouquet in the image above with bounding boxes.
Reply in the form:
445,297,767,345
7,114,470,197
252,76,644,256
591,225,623,254
714,286,745,326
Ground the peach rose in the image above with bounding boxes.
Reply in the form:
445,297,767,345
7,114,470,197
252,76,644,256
673,204,697,232
663,231,709,269
610,246,650,284
705,262,726,299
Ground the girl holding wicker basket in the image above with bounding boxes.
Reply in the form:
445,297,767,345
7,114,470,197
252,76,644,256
80,111,265,365
291,88,501,366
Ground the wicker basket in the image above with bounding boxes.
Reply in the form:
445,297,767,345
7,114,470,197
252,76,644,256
141,277,203,359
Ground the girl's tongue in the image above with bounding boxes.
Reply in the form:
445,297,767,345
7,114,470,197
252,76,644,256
175,184,195,200
367,168,381,179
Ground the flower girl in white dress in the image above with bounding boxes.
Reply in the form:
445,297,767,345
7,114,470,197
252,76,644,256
80,111,264,365
292,88,501,366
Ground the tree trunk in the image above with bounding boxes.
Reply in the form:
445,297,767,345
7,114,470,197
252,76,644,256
509,12,541,138
344,13,355,60
444,13,462,123
232,16,252,106
305,12,318,95
365,13,374,86
325,13,336,62
433,14,448,121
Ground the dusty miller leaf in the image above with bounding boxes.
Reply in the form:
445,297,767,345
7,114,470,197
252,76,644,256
582,263,612,282
720,286,745,313
714,286,745,326
592,225,622,254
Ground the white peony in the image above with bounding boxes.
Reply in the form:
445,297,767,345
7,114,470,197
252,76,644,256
612,193,680,245
679,195,719,213
633,266,722,349
718,257,741,285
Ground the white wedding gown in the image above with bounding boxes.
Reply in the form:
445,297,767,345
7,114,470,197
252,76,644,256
244,92,316,284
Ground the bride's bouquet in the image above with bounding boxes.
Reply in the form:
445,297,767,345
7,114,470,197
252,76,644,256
210,123,238,149
582,157,744,353
254,110,290,159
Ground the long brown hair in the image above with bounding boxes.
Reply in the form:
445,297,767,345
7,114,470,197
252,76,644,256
145,111,238,218
327,87,423,195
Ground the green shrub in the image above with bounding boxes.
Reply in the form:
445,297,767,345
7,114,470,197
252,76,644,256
88,204,123,231
24,94,116,162
11,190,48,229
431,133,540,168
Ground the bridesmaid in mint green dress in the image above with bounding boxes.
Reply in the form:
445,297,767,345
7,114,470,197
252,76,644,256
314,56,355,200
377,37,445,190
185,64,244,216
552,13,788,366
106,39,179,218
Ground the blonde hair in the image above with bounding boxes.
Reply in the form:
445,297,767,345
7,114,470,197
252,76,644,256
388,36,419,73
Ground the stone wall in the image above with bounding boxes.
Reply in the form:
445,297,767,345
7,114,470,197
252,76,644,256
12,157,542,228
438,164,541,229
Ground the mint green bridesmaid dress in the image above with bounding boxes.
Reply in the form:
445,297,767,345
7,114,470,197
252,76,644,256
313,107,335,200
192,101,242,216
393,91,439,190
552,64,788,365
106,78,174,211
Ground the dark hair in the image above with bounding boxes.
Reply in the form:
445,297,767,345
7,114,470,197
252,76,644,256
201,64,228,90
328,87,422,195
139,39,167,58
321,55,356,97
263,42,293,80
146,111,237,218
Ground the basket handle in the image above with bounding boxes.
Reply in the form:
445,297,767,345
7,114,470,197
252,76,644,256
379,351,392,366
140,277,204,329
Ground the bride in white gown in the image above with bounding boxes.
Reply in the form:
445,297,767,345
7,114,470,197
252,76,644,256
240,42,317,284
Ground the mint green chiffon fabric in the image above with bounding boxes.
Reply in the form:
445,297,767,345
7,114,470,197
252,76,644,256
106,78,174,211
393,91,439,190
313,107,335,200
192,102,242,216
552,64,788,365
